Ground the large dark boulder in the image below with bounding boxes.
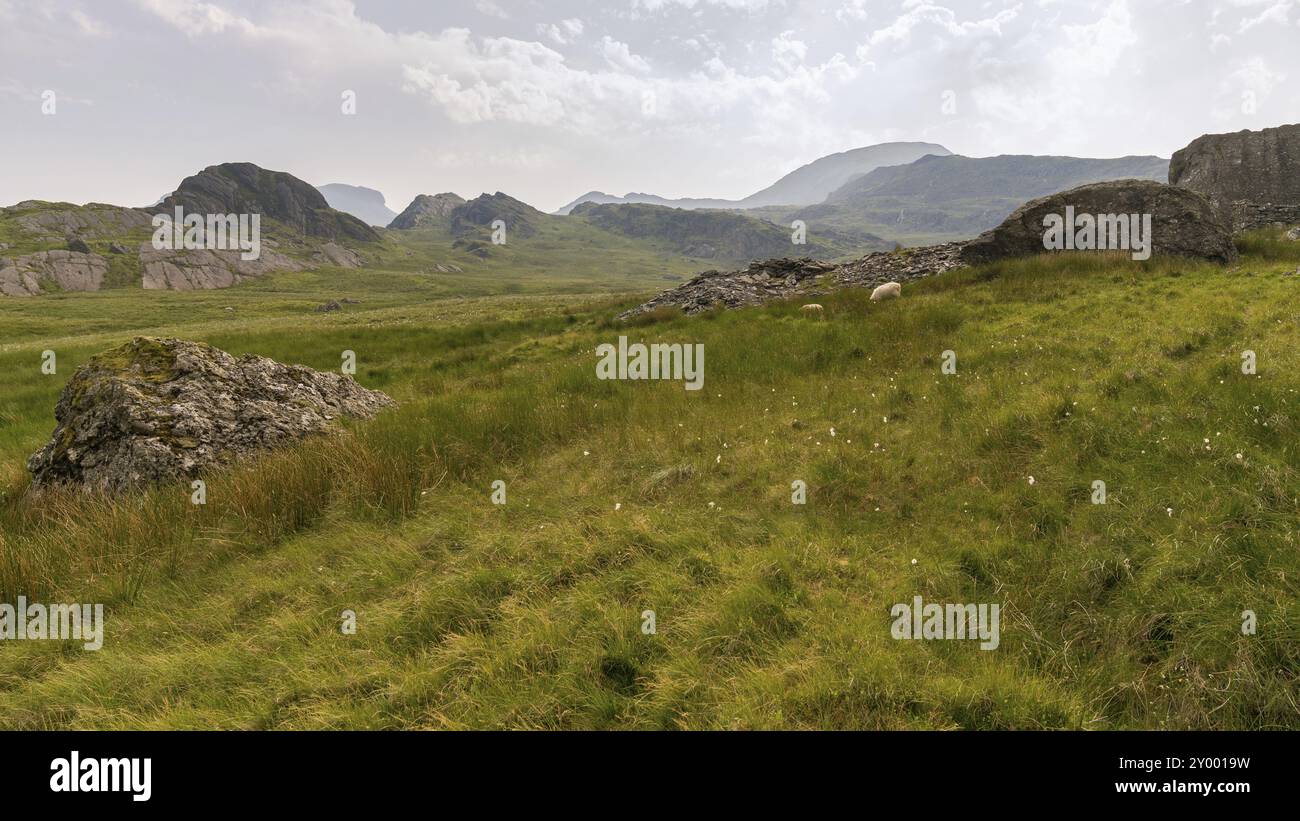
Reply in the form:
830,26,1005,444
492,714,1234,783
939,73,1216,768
960,179,1237,266
27,337,394,494
155,163,381,243
1169,124,1300,231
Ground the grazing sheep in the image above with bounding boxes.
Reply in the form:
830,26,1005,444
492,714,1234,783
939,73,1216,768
800,303,825,318
870,281,901,301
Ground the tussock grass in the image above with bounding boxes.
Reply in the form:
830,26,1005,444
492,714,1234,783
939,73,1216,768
1,239,1300,728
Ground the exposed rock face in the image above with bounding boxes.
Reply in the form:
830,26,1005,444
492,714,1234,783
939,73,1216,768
0,250,109,296
960,180,1237,265
617,243,968,319
312,242,364,268
1170,124,1300,230
156,163,381,243
139,244,305,290
27,337,395,494
7,203,153,241
66,237,92,254
388,193,467,229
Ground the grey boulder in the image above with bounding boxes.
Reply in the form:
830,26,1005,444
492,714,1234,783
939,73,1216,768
960,179,1237,266
27,337,395,494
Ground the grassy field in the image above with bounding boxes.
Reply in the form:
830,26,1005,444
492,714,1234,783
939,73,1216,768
0,233,1298,729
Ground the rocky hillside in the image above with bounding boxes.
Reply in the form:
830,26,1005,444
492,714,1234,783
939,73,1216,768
1,163,377,297
317,183,397,227
788,153,1170,241
555,141,950,214
450,192,545,240
387,193,467,229
157,163,381,243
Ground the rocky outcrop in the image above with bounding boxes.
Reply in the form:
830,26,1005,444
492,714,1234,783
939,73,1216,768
0,250,109,296
7,202,153,241
312,242,364,268
960,180,1237,265
27,337,395,494
156,163,381,243
1169,124,1300,231
139,244,306,290
388,193,467,229
451,193,542,239
617,243,967,319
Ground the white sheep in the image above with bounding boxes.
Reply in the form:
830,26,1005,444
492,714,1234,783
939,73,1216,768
800,303,825,318
870,281,901,301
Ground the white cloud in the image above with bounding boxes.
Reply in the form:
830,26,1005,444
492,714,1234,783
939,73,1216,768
70,9,108,36
134,0,257,37
634,0,773,12
474,0,509,21
1237,0,1291,33
600,36,652,73
537,18,584,46
835,0,868,22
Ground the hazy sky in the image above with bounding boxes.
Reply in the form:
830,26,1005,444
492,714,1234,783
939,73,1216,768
1,0,1297,212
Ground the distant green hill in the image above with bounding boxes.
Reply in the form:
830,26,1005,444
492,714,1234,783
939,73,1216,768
569,201,885,262
785,154,1171,245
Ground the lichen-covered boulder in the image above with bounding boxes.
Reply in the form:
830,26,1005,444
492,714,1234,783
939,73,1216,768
27,337,395,493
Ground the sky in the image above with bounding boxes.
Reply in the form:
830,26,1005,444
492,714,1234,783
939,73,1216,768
1,0,1297,213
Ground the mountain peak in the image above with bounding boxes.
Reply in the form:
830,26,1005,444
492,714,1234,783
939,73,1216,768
388,193,467,229
317,183,396,228
156,163,380,242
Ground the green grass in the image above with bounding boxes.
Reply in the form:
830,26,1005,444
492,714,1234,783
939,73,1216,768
0,235,1298,729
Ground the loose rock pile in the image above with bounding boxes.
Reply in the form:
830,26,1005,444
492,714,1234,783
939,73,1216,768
618,258,837,318
617,246,965,320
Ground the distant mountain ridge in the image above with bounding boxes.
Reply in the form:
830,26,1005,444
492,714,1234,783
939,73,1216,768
555,141,952,214
387,191,883,264
789,153,1171,241
317,183,397,228
571,201,885,261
